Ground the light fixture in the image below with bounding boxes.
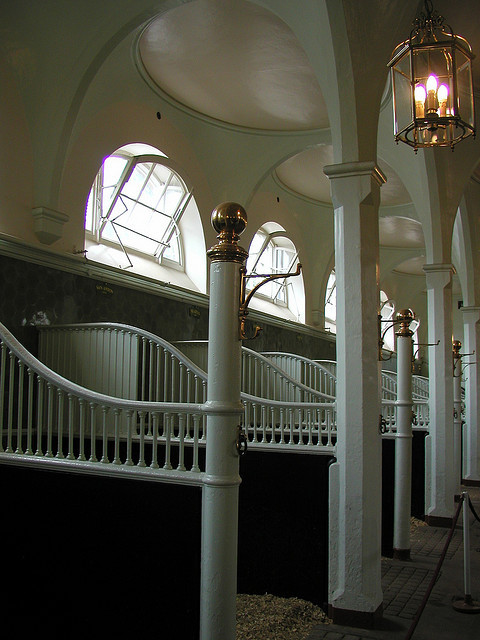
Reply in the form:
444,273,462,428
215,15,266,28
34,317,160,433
388,0,475,151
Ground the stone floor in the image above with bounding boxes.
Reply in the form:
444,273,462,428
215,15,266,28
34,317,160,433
306,485,480,640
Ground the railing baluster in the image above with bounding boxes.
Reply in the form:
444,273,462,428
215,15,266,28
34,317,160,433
151,412,159,469
137,411,146,467
6,352,15,453
100,406,109,463
0,343,6,453
125,409,134,466
163,413,172,470
66,393,75,460
16,361,25,454
56,389,65,459
78,398,86,461
35,378,45,457
177,412,186,471
113,409,121,465
45,383,54,457
89,402,98,462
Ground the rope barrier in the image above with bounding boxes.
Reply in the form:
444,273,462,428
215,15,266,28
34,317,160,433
403,495,465,640
468,495,480,524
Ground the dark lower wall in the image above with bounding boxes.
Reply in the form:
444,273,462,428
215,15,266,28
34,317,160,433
0,253,335,360
2,451,331,637
238,451,331,608
2,465,202,637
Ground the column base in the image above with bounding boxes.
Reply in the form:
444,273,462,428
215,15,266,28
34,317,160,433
328,603,383,629
425,514,453,528
463,478,480,487
393,548,411,561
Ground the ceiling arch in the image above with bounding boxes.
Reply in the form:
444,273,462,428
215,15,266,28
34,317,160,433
137,0,329,131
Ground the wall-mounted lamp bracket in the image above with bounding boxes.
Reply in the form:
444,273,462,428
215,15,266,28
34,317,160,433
239,263,302,340
378,315,404,361
413,340,440,360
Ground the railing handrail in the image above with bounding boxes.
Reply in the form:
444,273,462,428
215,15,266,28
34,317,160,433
242,346,335,402
15,322,335,412
241,391,336,410
2,322,209,414
261,351,336,378
38,322,208,381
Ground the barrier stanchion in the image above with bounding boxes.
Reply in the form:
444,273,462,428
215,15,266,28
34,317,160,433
452,491,480,613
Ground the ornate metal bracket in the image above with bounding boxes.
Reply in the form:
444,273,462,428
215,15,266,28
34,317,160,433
413,340,440,361
239,263,303,340
378,309,414,361
452,340,476,377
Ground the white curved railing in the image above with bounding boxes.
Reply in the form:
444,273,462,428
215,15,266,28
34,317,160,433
262,352,428,402
37,323,337,452
0,323,337,464
260,352,337,399
262,351,429,433
0,322,208,483
242,347,334,403
31,322,432,451
39,325,334,404
381,370,429,400
38,324,429,437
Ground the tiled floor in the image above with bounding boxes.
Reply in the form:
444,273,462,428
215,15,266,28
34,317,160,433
306,486,480,640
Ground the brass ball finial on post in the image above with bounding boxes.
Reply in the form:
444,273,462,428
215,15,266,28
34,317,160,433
453,339,462,359
207,202,248,264
396,308,415,337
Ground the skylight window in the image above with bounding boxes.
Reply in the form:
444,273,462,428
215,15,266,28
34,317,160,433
86,148,192,268
246,223,304,321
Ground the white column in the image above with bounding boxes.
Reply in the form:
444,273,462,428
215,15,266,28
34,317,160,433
393,310,414,560
200,203,248,640
324,161,385,627
462,307,480,484
453,341,463,490
423,263,456,525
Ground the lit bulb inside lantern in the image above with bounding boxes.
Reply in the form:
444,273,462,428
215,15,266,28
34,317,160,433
426,74,438,93
426,74,438,114
414,84,426,118
437,84,449,116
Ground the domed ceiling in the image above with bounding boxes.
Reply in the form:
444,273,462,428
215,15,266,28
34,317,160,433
274,146,412,208
138,0,328,130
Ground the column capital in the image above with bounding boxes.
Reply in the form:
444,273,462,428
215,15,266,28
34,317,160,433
324,161,386,186
423,263,454,290
462,306,480,321
422,263,454,274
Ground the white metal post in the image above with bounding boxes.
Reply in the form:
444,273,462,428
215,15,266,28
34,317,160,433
393,310,414,560
200,203,248,640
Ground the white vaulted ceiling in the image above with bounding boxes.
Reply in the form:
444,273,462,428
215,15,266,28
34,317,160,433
138,0,329,131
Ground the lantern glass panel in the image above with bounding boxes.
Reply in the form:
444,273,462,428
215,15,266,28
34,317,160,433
456,48,474,127
391,50,413,136
413,46,453,110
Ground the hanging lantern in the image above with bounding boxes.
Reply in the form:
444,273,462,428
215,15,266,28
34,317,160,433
388,0,475,151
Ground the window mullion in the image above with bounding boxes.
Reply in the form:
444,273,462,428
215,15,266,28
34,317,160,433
157,190,192,260
99,158,135,234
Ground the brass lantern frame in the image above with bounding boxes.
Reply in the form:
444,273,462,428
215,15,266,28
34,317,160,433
388,0,475,151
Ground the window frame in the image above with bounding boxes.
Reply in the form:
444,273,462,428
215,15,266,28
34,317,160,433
246,226,301,314
86,152,193,270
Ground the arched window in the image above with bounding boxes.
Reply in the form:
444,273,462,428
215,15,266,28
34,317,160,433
324,269,336,333
246,222,304,322
85,144,206,292
379,292,396,352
